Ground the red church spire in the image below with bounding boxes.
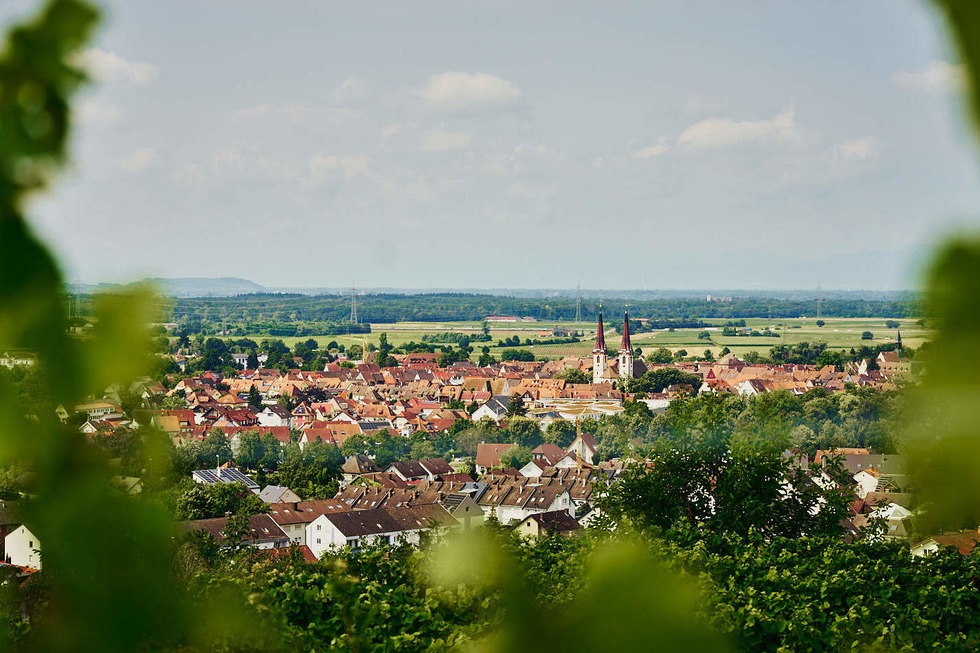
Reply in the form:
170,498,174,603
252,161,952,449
594,305,606,352
621,307,632,353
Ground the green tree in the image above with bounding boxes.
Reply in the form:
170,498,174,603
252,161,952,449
505,417,543,449
499,445,532,470
506,393,528,417
247,384,262,409
630,368,702,394
235,429,264,470
555,368,589,384
544,419,577,448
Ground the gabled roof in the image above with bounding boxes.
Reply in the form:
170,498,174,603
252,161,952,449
523,509,580,533
476,443,515,469
320,504,456,537
178,513,288,546
532,444,566,466
342,454,381,475
267,500,350,525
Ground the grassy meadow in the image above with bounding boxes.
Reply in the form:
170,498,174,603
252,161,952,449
234,316,929,362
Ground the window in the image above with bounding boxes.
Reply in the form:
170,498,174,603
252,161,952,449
316,538,321,544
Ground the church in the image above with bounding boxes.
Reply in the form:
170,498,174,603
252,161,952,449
592,306,647,385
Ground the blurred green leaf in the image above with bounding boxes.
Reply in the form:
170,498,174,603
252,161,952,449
932,0,980,138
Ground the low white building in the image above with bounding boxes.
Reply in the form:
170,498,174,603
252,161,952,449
306,504,457,558
5,525,41,570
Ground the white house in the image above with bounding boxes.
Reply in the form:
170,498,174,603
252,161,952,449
257,405,292,428
854,469,880,499
5,525,41,569
259,485,302,504
471,396,511,423
481,484,574,525
566,433,598,465
305,504,457,558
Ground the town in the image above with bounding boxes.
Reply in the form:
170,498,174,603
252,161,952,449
2,307,933,566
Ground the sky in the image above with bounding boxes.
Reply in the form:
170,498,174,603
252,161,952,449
4,0,980,291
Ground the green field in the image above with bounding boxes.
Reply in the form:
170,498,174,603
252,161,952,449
227,317,930,362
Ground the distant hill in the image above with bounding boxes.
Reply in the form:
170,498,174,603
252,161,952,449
71,277,267,298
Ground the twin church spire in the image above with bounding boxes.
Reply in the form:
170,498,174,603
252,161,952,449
592,304,633,384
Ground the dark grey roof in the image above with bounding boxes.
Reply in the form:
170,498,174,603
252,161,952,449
323,504,456,538
389,460,429,479
178,513,288,545
526,510,580,533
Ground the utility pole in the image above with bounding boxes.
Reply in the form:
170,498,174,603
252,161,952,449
816,283,822,322
350,284,358,325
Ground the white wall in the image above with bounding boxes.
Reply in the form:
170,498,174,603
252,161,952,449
5,525,41,570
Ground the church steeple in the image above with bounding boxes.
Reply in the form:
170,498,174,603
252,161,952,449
618,306,634,380
594,305,606,352
620,307,633,354
592,304,608,384
896,329,903,357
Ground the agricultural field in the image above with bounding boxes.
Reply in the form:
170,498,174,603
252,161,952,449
226,317,931,362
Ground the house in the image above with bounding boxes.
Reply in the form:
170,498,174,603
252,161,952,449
259,485,302,504
515,510,581,538
267,499,351,546
4,524,40,569
520,444,567,477
475,443,515,475
566,432,598,464
178,514,289,550
479,482,574,524
257,405,292,428
305,504,458,558
74,401,119,421
341,454,382,483
911,529,980,557
385,458,454,483
0,501,21,560
442,492,484,531
471,395,512,422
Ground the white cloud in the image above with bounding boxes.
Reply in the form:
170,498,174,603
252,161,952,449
173,163,204,185
422,128,471,152
892,60,965,93
629,143,669,159
419,72,521,112
120,147,156,173
308,153,371,185
77,48,158,86
76,99,121,125
833,137,877,160
210,147,242,172
383,122,409,140
678,108,796,149
330,77,369,103
232,103,360,123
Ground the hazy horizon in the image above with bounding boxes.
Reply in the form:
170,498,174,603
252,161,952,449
4,0,977,290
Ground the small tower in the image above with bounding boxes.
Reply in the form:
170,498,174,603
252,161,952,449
592,305,607,385
618,306,634,380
